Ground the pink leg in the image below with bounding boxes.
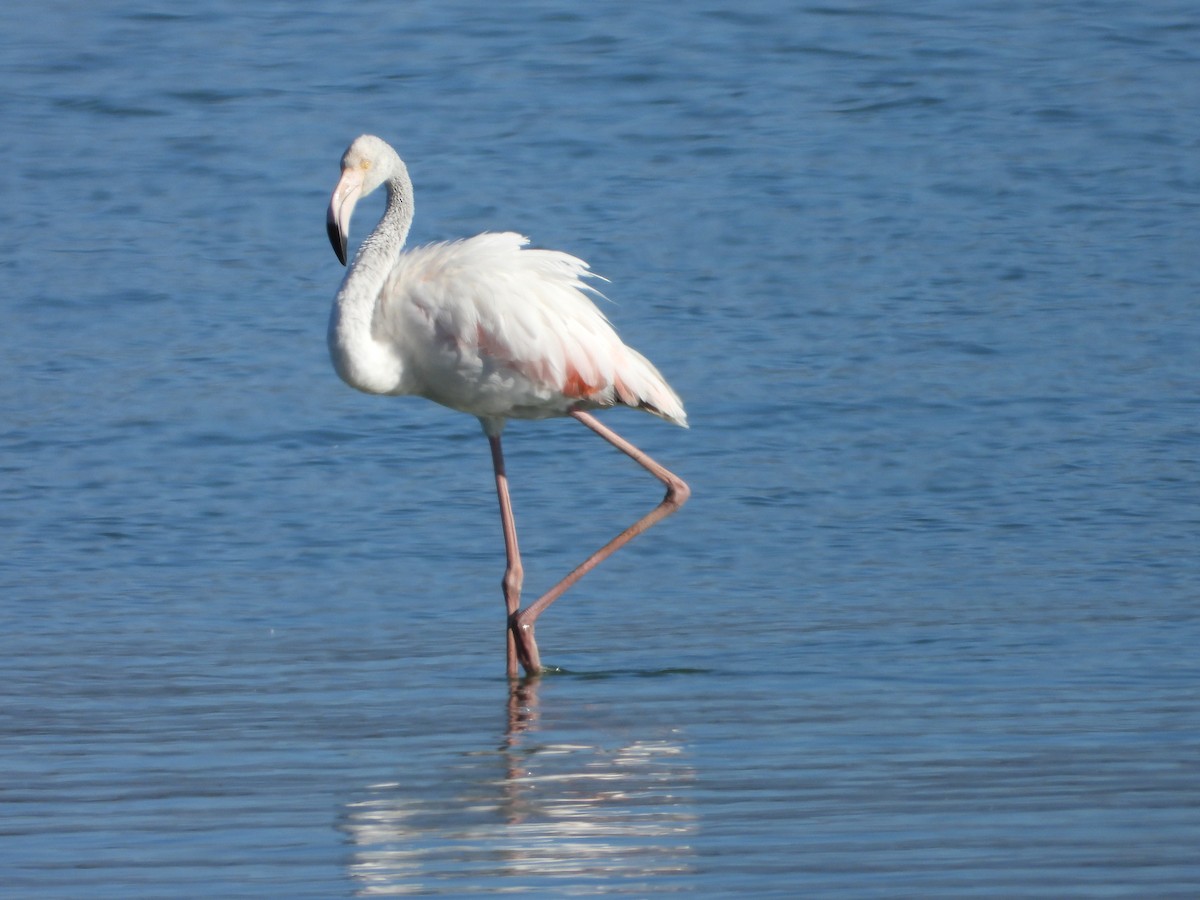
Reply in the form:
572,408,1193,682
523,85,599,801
509,410,690,675
489,434,525,679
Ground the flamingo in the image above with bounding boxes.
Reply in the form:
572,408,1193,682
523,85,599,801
326,135,690,679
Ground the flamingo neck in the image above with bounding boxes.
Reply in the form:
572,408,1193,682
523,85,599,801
328,175,413,394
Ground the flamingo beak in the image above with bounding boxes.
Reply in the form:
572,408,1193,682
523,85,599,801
327,167,365,266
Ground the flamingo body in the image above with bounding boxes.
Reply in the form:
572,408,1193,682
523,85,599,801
333,231,685,433
326,135,689,677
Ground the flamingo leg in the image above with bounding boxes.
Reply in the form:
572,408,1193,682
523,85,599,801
488,434,527,679
509,410,690,675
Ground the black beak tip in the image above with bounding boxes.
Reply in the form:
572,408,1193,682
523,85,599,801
327,216,347,266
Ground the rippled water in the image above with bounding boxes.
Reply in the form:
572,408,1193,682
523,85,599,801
3,1,1199,896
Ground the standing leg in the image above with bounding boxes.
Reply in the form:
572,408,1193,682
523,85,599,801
489,433,528,679
490,433,544,678
509,410,690,671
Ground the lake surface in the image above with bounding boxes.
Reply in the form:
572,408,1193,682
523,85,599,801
2,1,1199,896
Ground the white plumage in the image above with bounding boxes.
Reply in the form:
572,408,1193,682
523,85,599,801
369,232,687,430
325,135,689,678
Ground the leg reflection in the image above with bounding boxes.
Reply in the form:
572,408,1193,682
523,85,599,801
342,680,697,895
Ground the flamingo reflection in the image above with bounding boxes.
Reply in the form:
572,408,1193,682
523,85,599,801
341,680,697,894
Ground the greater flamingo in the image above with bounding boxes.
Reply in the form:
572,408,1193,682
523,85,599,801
326,135,690,678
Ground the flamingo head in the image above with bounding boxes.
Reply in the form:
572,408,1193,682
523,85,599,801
327,135,402,266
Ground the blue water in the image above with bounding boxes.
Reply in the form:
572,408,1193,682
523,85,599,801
3,1,1199,896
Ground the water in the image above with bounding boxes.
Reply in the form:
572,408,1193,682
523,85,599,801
2,0,1199,896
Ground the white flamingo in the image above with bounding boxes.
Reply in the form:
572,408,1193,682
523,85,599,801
326,135,690,678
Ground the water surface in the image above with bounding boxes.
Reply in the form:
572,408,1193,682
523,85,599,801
2,1,1199,896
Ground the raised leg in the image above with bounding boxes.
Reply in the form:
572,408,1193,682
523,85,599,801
489,433,528,679
508,410,690,675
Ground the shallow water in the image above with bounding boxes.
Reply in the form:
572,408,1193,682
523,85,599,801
2,1,1199,896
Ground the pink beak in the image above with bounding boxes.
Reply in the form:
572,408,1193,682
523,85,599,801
326,167,365,266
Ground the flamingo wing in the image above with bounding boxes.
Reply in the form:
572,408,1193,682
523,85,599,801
375,233,686,426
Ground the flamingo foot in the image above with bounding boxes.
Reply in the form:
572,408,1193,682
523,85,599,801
509,610,542,677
